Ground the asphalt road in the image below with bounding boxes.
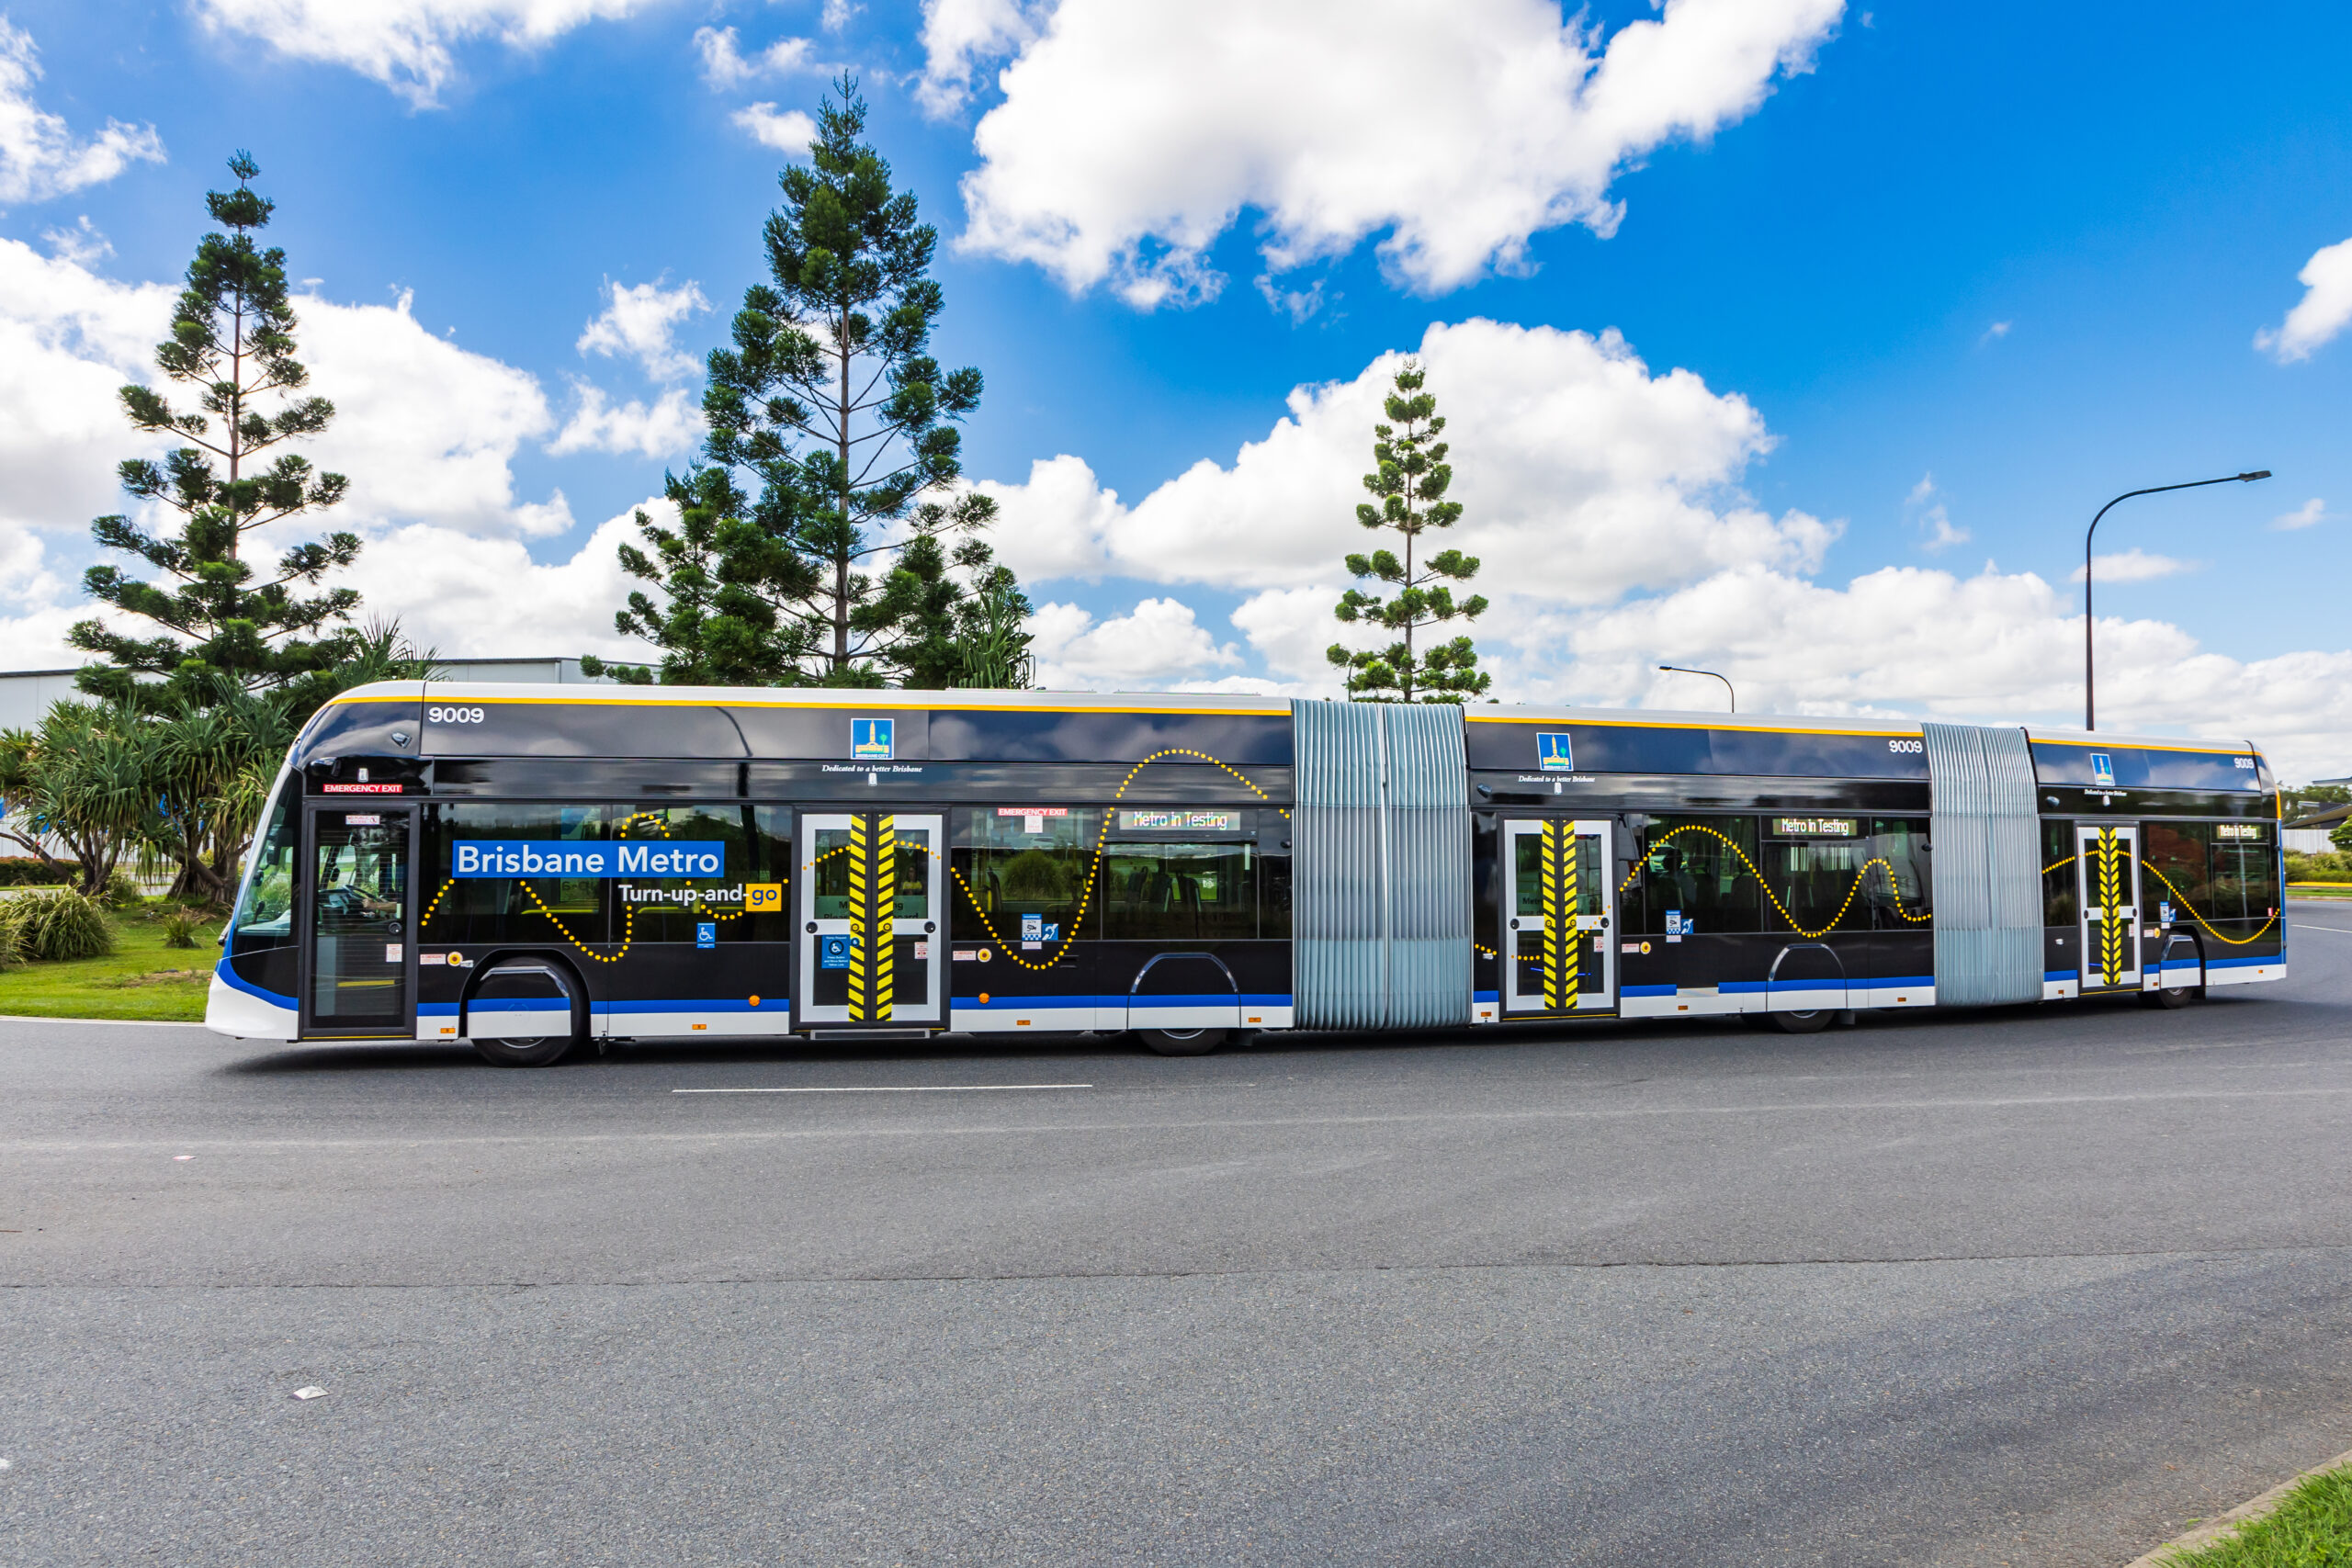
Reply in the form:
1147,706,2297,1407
6,911,2351,1566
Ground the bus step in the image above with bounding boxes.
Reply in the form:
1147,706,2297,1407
805,1028,938,1041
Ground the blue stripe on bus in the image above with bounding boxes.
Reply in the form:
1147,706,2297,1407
422,998,790,1016
213,959,295,1007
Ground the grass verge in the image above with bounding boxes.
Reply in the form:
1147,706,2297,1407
0,902,220,1022
2161,1465,2352,1566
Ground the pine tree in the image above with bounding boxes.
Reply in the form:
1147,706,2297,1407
1326,360,1490,703
700,74,989,685
71,152,360,705
871,501,1034,688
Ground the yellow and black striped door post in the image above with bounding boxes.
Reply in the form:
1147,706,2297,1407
843,815,899,1022
1541,821,1580,1011
2096,828,2123,987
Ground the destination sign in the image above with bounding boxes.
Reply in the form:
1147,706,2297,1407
452,840,726,877
2215,822,2268,842
1770,817,1858,839
1118,809,1241,832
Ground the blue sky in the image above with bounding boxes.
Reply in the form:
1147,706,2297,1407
2,0,2349,773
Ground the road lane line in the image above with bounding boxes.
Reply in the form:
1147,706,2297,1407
2290,923,2352,932
672,1083,1095,1095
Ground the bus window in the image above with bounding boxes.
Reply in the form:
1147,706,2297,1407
1864,818,1932,927
2209,821,2276,921
1762,818,1870,935
1631,816,1761,936
228,774,300,998
2140,822,2211,923
2042,818,2077,927
1102,841,1257,941
422,803,611,947
953,808,1102,947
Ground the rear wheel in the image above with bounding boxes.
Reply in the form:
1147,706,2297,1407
468,959,583,1067
1136,1026,1228,1056
1770,1008,1832,1034
2140,985,2193,1010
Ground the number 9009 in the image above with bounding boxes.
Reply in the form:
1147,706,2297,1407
1888,739,1924,754
428,705,486,724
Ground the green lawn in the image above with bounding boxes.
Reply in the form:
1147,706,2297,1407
2162,1465,2352,1566
0,902,220,1022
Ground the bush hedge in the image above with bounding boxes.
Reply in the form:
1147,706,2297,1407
0,858,75,888
0,889,117,961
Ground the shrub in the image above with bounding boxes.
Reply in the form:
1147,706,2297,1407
161,907,204,949
100,869,143,908
0,909,20,968
3,888,117,961
0,857,74,888
2286,850,2352,883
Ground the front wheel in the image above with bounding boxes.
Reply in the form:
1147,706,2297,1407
1770,1009,1832,1034
2139,985,2194,1010
1136,1026,1228,1056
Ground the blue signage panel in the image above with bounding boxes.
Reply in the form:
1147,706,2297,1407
2089,752,2115,788
820,935,852,969
1537,732,1574,772
852,717,894,760
695,922,717,950
450,840,727,877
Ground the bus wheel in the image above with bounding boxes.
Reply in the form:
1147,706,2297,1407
1770,1009,1832,1034
2140,986,2193,1010
468,961,582,1067
1136,1027,1227,1056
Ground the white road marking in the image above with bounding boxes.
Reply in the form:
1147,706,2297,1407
672,1083,1095,1095
2290,923,2352,932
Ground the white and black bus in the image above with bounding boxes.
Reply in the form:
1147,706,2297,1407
209,683,2286,1064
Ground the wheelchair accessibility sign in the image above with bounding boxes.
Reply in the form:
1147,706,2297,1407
820,934,854,969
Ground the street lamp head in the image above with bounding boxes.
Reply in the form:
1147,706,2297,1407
2239,470,2271,481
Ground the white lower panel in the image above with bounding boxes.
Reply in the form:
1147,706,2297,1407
598,1011,801,1039
468,1004,570,1040
2207,963,2284,987
2041,978,2079,1000
951,1007,1096,1033
207,975,298,1040
1622,992,1745,1018
1858,985,1935,1008
1236,1005,1293,1030
1127,1004,1241,1032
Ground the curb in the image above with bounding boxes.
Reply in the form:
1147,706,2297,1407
2124,1443,2352,1566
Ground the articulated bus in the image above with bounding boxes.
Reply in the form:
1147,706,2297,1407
208,683,2286,1065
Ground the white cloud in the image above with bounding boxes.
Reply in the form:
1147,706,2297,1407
575,276,707,381
916,0,1045,116
1981,320,2011,342
0,519,81,667
2271,497,2331,532
692,25,814,90
1026,597,1238,687
548,383,701,457
293,288,567,537
733,102,817,154
39,215,110,265
1230,584,1342,689
2256,235,2352,364
0,18,165,205
1904,473,1967,552
948,0,1843,305
980,318,1832,604
341,499,666,660
191,0,662,107
2068,548,2196,585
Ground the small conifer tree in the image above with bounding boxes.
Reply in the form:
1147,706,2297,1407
1327,361,1489,702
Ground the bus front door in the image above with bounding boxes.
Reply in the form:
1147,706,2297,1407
2075,822,2143,993
797,812,945,1029
299,802,417,1039
1501,818,1616,1017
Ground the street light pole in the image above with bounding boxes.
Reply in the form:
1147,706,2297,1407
2083,470,2268,730
1657,664,1736,714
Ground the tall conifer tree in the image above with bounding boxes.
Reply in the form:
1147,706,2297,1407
1327,361,1490,702
72,152,360,705
700,74,992,685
